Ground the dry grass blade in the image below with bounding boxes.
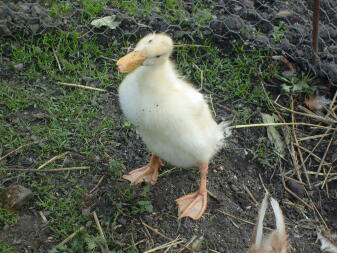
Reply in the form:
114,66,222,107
321,165,334,189
89,175,105,193
306,171,337,176
291,98,311,187
316,133,335,177
52,48,62,71
315,176,337,187
275,102,337,124
298,133,332,141
141,220,192,252
174,44,210,48
281,175,313,210
218,210,273,231
141,221,172,241
93,211,109,251
54,226,85,249
144,237,184,253
243,184,259,207
230,122,337,130
0,141,39,162
298,105,335,122
330,91,337,110
0,166,90,172
57,82,106,92
293,143,331,166
37,151,70,170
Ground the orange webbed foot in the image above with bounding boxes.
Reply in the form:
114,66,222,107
123,165,159,185
175,190,207,220
122,154,163,185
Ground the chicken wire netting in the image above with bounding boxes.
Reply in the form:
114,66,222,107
0,0,336,85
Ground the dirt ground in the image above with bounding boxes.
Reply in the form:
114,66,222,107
1,1,336,253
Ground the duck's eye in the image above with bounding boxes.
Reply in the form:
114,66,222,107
156,55,161,58
148,39,152,43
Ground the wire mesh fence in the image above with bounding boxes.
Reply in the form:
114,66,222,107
0,0,336,85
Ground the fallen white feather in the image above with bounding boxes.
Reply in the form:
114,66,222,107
317,230,337,253
91,15,120,29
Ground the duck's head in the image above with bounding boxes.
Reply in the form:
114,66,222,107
117,33,174,73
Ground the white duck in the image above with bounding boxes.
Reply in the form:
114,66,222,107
117,33,229,220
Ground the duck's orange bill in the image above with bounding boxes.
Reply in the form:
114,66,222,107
117,51,146,73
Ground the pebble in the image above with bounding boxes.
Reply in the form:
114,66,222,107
13,63,24,71
0,185,33,209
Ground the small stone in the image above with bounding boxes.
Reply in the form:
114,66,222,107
81,207,91,216
0,24,11,35
13,63,24,71
0,185,33,209
35,47,42,54
29,24,40,34
287,180,304,198
118,217,127,225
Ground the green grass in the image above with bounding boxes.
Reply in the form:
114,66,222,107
0,241,19,253
0,208,19,227
175,42,278,107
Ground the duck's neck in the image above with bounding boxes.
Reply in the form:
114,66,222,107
136,60,177,89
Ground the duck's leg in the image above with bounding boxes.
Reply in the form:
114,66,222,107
175,163,208,220
123,154,163,185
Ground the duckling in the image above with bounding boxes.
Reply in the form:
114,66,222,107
117,33,229,220
247,194,289,253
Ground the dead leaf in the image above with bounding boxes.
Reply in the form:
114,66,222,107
90,15,120,29
261,113,286,158
272,55,296,77
317,230,337,253
305,95,331,111
276,10,293,18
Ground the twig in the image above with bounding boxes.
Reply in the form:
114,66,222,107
298,105,335,123
302,128,332,165
122,239,146,251
57,82,106,92
275,102,336,124
312,0,320,63
298,133,331,141
89,176,105,193
283,175,307,185
37,151,70,170
294,143,331,166
281,175,313,210
52,48,62,71
321,165,334,189
242,184,259,207
330,91,337,110
258,174,269,194
314,176,337,187
39,211,48,223
229,122,337,130
316,133,334,177
144,237,184,253
174,44,210,48
291,98,311,188
193,63,204,91
305,171,337,176
304,188,328,229
93,211,109,251
0,167,90,172
218,210,272,231
55,226,85,249
0,141,39,162
141,220,193,252
141,221,172,241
